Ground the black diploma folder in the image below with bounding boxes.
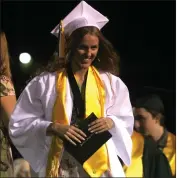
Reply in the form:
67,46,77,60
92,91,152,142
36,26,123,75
64,113,112,164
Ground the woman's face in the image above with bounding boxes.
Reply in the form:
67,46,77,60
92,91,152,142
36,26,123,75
72,33,99,70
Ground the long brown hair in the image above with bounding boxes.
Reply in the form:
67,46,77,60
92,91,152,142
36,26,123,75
0,32,11,78
36,26,120,76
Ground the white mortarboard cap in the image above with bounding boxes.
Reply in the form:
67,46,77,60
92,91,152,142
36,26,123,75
51,1,109,37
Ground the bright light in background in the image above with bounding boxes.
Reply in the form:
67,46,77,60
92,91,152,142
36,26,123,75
19,53,31,64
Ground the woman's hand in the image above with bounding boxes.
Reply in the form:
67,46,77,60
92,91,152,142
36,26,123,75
47,123,87,146
88,117,114,134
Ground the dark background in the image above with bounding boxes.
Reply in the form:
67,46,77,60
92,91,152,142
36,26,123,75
2,1,176,133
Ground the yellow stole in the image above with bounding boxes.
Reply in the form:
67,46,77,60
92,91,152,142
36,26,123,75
124,131,176,177
123,131,144,177
163,132,176,176
46,66,109,177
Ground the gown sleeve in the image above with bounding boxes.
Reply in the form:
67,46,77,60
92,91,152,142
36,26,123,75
104,74,134,166
9,75,52,148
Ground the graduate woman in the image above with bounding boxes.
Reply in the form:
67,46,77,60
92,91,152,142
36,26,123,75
9,1,134,177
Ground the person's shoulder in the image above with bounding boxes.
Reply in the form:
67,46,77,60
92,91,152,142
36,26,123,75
100,72,119,79
164,131,176,160
28,72,57,85
132,131,144,145
100,72,125,83
168,131,176,138
0,75,12,83
20,72,58,98
131,131,144,156
167,131,176,146
0,75,15,96
132,130,144,138
100,72,128,90
36,71,57,80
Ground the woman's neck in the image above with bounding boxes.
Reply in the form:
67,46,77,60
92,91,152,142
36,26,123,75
71,61,88,86
71,61,88,79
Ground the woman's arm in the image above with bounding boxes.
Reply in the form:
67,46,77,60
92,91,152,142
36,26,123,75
87,73,134,166
9,75,52,148
105,75,134,166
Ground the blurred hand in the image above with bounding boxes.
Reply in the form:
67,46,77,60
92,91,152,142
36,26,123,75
88,117,114,134
16,169,31,178
14,159,31,178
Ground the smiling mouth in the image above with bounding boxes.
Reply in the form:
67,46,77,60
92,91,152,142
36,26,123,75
82,58,91,62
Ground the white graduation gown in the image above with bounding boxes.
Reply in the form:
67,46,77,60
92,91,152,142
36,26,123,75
9,72,134,177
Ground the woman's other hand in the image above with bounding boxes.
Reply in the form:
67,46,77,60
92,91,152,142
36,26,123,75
88,117,114,134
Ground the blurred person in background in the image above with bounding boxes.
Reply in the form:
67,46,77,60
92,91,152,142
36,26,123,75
124,94,175,178
0,31,31,177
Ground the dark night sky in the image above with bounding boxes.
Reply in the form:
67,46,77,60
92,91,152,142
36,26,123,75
2,1,176,132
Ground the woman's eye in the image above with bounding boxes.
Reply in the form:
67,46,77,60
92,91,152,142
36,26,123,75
91,46,98,49
78,45,86,50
